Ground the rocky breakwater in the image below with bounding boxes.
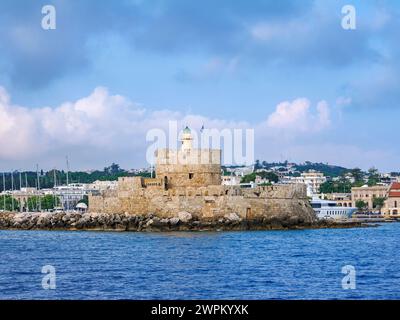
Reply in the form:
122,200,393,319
0,210,363,231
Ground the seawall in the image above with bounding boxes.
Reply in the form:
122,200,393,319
0,211,363,232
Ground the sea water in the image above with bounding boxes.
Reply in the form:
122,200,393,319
0,223,399,299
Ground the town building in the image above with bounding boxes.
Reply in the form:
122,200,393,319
351,185,388,209
88,180,118,192
281,170,326,196
382,182,400,215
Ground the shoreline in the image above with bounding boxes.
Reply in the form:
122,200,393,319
0,211,376,232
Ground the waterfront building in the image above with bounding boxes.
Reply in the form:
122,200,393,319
382,182,400,215
53,184,90,210
351,185,388,209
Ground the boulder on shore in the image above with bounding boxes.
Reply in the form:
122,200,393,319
0,211,364,232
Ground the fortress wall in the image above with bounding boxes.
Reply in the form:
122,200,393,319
89,190,315,224
156,149,221,165
88,167,314,223
118,177,143,191
89,194,121,214
89,183,309,216
243,184,308,199
156,148,222,188
156,164,221,188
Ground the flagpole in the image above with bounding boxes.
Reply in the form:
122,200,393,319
11,171,14,212
36,164,41,212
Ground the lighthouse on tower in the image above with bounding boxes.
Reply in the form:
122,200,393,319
181,126,193,152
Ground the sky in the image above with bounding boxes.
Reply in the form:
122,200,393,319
0,0,399,172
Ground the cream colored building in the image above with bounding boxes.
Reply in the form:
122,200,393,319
382,182,400,215
351,185,388,209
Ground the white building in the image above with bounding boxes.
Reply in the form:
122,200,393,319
88,180,118,192
294,170,326,195
221,175,241,186
281,170,326,196
225,166,254,177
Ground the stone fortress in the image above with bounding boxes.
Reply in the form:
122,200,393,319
89,127,316,228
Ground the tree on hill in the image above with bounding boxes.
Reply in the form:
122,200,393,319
254,160,261,170
319,180,352,193
350,168,364,183
241,172,279,184
367,167,380,186
104,163,123,174
241,173,256,183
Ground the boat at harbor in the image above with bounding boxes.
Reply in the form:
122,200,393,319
311,196,356,220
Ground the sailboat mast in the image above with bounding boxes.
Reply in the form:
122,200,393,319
2,172,5,211
11,171,14,212
66,156,70,211
36,164,41,212
19,171,22,212
53,168,57,210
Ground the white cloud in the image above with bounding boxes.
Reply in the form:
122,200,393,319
7,86,394,171
266,98,330,132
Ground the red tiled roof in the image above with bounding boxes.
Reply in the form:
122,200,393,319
388,183,400,197
391,182,400,189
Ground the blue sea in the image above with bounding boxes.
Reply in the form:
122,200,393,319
0,223,399,300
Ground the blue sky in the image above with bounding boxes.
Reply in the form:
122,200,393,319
0,0,399,171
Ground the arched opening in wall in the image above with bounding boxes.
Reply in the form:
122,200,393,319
225,190,229,195
393,210,398,215
189,173,194,180
164,176,168,191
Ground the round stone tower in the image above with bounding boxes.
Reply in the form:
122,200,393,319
155,126,222,189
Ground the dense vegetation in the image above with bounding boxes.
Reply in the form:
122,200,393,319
0,194,61,212
254,160,349,177
241,172,279,184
